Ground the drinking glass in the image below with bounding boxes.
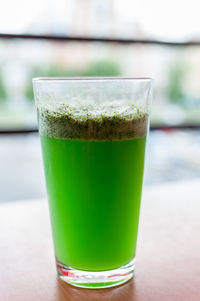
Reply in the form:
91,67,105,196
33,77,153,289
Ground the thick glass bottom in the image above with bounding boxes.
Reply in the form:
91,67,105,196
56,258,135,289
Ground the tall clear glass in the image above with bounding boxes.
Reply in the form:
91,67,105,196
33,77,153,289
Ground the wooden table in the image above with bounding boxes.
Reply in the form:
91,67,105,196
1,180,200,301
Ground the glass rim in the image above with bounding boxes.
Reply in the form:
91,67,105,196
32,76,153,83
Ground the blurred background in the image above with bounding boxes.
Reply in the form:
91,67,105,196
0,0,200,202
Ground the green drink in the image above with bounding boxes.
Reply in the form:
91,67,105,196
33,77,153,289
40,136,146,271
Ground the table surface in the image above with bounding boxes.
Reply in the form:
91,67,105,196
1,180,200,301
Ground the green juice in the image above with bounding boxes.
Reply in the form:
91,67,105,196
38,103,148,272
41,136,146,271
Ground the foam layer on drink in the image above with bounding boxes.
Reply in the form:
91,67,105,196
37,102,149,140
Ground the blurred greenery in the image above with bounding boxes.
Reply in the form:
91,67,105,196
82,60,121,77
166,61,187,104
25,59,121,101
0,77,7,102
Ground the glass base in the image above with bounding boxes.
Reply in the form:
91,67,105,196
56,258,135,289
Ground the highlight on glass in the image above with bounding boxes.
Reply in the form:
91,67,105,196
33,77,153,289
